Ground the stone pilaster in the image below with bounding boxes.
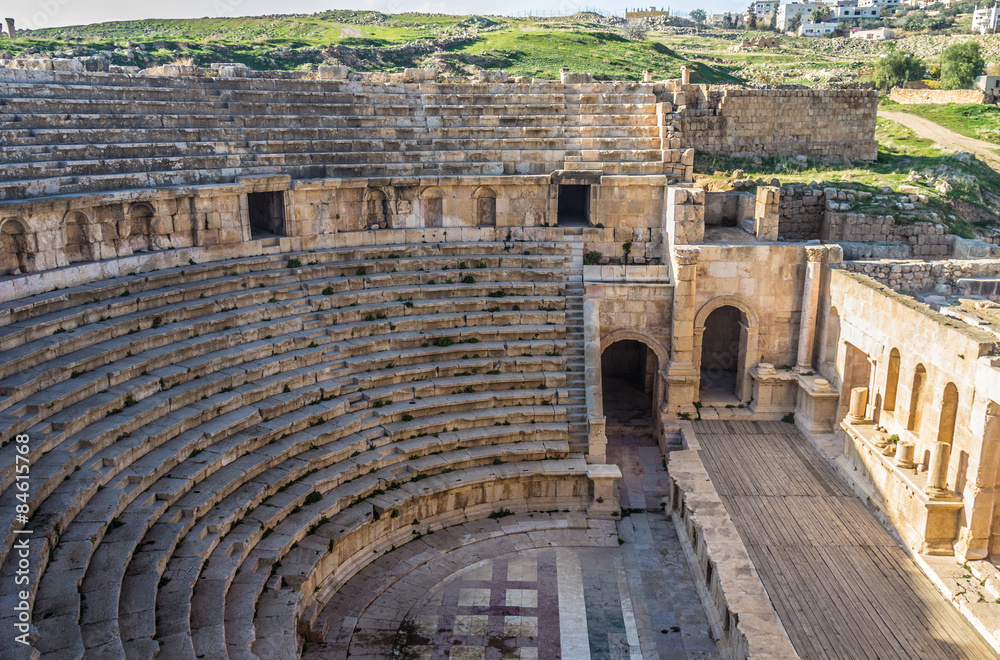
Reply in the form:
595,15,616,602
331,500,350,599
667,246,700,415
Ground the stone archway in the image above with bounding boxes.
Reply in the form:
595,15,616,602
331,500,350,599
694,296,759,403
600,331,668,428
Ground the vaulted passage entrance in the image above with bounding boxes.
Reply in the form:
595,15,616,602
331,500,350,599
557,184,589,226
248,191,286,237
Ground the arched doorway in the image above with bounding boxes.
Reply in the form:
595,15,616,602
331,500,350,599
699,305,745,402
600,336,665,426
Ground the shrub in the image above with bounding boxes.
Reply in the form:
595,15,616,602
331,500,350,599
584,250,602,265
462,275,476,284
781,412,795,424
874,50,925,91
322,286,334,295
433,337,455,347
941,41,984,90
287,258,302,268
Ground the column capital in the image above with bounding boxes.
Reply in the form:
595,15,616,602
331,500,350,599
674,246,701,266
805,245,826,263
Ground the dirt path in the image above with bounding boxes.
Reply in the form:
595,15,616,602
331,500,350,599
879,109,1000,170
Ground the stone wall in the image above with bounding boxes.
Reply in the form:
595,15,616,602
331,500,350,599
823,212,954,258
889,88,987,105
823,269,1000,559
663,85,879,163
778,185,826,240
844,258,1000,297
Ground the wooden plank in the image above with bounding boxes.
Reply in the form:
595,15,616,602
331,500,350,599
688,419,999,659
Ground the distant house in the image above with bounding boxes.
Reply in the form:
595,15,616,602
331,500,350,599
850,26,895,39
976,74,1000,99
830,0,882,20
799,21,840,35
972,6,1000,34
753,0,779,21
777,2,819,31
858,0,901,8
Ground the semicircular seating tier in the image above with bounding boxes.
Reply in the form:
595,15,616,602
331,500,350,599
0,236,593,659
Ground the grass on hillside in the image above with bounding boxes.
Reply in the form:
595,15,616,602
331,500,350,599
694,117,1000,238
883,103,1000,148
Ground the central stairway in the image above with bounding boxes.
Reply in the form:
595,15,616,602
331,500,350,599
561,228,588,452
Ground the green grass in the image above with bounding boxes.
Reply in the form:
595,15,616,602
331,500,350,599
694,117,1000,237
885,104,1000,148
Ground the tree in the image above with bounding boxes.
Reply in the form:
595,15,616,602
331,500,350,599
873,50,926,90
811,7,832,22
623,18,649,40
747,2,758,29
940,41,985,89
690,8,707,25
788,13,803,32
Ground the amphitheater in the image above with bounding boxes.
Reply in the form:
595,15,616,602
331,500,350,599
3,61,1000,660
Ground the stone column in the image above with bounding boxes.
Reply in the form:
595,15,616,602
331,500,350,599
925,441,953,499
895,441,916,469
794,246,825,373
847,387,868,423
5,18,14,39
666,246,700,415
680,66,690,85
643,69,653,83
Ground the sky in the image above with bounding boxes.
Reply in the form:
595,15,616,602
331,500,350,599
12,0,723,31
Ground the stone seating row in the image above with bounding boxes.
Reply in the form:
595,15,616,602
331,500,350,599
1,77,658,106
0,240,588,659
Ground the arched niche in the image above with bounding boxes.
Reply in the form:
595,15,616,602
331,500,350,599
0,217,33,275
419,187,444,228
938,382,959,445
64,210,96,263
127,203,155,253
473,187,497,227
364,189,390,230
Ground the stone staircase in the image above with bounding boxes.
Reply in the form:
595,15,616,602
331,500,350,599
562,228,589,452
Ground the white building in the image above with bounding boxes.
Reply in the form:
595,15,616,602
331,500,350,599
777,2,819,31
976,74,1000,96
850,26,895,39
972,6,1000,34
858,0,901,8
831,0,882,20
753,0,779,20
799,20,840,35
